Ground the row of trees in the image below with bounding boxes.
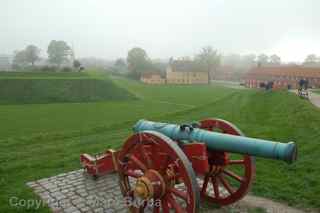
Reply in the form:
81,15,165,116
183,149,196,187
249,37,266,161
121,46,221,80
221,54,281,69
222,53,320,68
122,46,297,80
13,40,82,70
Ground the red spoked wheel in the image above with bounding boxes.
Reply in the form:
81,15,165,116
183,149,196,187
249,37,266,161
199,118,256,206
117,131,200,213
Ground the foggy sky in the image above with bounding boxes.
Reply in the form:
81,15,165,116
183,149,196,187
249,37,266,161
1,0,319,62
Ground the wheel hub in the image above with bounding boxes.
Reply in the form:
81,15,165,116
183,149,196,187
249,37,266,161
133,170,166,200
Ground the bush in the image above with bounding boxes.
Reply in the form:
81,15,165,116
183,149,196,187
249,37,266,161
61,67,73,72
40,66,57,72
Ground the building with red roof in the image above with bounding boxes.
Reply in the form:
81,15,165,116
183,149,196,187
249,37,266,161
244,66,320,89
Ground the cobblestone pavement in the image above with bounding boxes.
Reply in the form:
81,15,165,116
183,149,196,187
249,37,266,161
27,169,310,213
27,169,209,213
27,170,128,213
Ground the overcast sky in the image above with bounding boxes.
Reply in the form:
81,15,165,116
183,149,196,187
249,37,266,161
1,0,319,62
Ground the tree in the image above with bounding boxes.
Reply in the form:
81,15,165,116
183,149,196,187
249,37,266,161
257,54,269,65
114,58,126,67
241,54,256,68
304,54,318,64
25,45,40,66
222,54,242,67
73,60,81,70
127,47,152,79
47,40,71,67
269,54,281,65
112,58,128,74
12,50,27,68
195,46,221,83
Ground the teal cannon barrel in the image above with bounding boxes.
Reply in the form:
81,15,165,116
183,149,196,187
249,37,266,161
133,119,297,164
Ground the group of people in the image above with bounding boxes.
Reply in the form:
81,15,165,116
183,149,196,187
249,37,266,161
259,81,274,91
298,79,309,99
298,79,309,90
258,79,309,95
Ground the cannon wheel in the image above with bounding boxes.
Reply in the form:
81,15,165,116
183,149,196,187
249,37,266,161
117,131,200,213
199,118,256,206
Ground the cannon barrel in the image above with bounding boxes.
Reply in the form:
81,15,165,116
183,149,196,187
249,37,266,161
133,120,297,164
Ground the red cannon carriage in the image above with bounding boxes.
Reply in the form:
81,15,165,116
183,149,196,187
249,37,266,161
81,118,297,212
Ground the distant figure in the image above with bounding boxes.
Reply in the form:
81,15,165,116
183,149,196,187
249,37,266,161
259,82,266,88
266,81,273,91
298,79,305,90
304,79,309,90
287,84,292,90
298,79,309,99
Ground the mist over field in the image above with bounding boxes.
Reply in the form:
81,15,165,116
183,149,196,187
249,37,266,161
1,1,320,213
1,0,320,62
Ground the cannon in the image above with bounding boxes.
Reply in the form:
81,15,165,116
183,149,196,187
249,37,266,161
80,118,297,212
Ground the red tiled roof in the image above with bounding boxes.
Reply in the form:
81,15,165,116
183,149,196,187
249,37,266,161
246,66,320,78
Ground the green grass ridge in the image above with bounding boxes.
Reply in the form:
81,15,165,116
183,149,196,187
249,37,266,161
0,71,136,104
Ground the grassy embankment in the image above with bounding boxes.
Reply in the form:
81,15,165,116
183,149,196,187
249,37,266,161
0,71,136,104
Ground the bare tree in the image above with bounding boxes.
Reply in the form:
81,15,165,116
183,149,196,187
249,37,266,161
195,46,221,83
12,50,27,68
257,54,269,65
304,54,318,64
269,54,281,65
25,45,40,66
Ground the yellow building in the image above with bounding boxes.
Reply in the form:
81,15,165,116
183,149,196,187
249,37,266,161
166,60,208,84
140,73,166,84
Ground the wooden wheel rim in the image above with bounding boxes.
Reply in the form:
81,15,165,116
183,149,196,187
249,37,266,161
117,131,200,213
199,118,256,206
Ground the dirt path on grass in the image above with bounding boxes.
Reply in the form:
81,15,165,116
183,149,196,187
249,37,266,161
203,194,316,213
309,91,320,108
290,89,320,108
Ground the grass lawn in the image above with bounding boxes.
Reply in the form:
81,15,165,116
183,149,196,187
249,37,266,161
313,89,320,94
0,74,319,212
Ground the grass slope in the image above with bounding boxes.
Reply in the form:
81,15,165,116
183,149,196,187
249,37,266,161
0,77,235,139
0,72,136,104
0,78,319,212
0,71,89,79
112,76,236,105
